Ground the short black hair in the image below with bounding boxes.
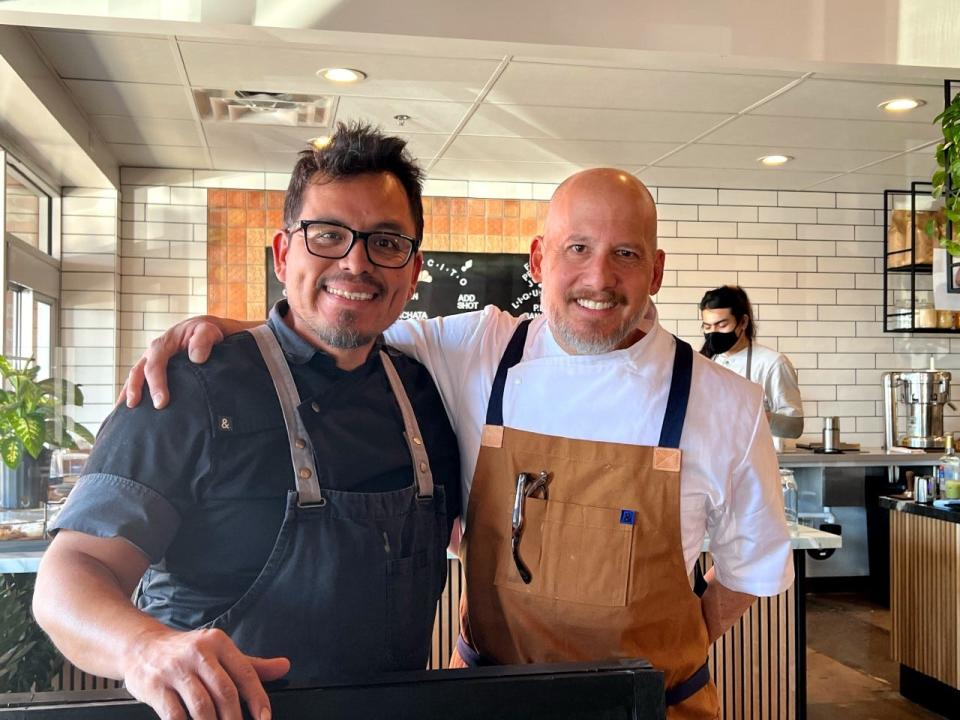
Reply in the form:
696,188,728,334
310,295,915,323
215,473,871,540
698,285,756,357
283,121,425,239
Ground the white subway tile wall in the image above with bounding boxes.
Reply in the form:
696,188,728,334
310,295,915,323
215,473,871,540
59,170,959,448
60,188,120,434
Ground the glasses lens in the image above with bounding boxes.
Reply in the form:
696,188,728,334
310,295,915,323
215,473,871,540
367,233,414,268
303,223,352,256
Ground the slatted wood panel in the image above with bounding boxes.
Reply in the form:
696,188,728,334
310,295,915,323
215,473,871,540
890,510,960,690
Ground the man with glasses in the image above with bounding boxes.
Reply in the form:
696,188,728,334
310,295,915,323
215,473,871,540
33,123,460,720
118,168,793,719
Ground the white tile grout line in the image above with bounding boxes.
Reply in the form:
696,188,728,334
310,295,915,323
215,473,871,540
635,72,816,176
425,55,513,174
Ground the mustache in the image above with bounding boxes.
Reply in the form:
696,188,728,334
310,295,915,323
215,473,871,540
316,272,385,295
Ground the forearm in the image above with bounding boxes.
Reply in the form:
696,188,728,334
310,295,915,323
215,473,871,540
768,412,803,439
33,547,172,680
699,567,756,644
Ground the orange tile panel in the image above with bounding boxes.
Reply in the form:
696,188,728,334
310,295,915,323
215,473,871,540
485,217,503,235
245,191,264,209
227,208,247,227
207,226,226,246
208,190,226,207
267,209,284,230
207,208,226,227
267,191,285,209
432,197,450,216
520,200,537,218
468,216,485,235
450,198,467,216
521,217,539,236
433,215,450,234
246,228,267,246
467,199,484,216
503,200,520,217
227,264,246,283
451,215,467,234
227,227,246,245
485,199,503,217
246,209,266,228
227,191,246,208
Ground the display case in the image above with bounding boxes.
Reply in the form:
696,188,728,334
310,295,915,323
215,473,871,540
882,182,960,332
0,449,86,546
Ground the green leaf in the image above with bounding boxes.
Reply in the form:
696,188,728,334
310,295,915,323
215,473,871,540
0,436,22,469
37,377,85,407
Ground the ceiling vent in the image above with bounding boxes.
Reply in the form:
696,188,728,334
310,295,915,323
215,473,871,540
193,89,337,127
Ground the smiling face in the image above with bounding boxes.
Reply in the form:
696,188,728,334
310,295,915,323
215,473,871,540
273,171,422,368
530,169,664,355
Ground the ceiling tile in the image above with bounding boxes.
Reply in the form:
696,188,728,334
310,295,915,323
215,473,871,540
110,143,210,169
751,77,944,122
30,30,182,84
658,143,894,173
637,166,837,191
335,96,470,134
852,147,938,177
486,62,800,112
442,135,677,165
63,79,194,119
178,41,501,102
463,104,731,142
428,159,611,184
91,116,203,146
706,115,939,152
805,173,923,193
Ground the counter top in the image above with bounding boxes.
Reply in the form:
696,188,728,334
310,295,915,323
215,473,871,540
1,525,842,574
879,496,960,524
778,448,941,468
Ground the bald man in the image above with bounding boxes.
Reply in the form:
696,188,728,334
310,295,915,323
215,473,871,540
124,169,793,720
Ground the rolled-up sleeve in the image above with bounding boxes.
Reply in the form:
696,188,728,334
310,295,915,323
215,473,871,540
707,401,794,597
49,357,213,564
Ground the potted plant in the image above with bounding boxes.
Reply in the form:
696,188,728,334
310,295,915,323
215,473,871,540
0,355,94,510
929,88,960,273
0,573,61,693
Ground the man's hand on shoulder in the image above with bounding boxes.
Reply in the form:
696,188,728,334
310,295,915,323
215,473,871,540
121,316,255,410
123,626,289,720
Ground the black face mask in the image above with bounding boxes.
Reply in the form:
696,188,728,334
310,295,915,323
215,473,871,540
703,330,739,355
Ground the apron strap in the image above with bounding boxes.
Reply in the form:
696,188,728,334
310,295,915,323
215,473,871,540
657,337,693,449
249,325,324,506
379,350,434,499
745,341,753,383
484,318,532,426
664,660,711,706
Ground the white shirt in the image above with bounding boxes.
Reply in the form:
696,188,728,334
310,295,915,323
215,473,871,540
713,342,803,439
386,304,794,597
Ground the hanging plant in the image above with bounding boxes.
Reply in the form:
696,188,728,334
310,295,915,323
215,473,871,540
929,89,960,256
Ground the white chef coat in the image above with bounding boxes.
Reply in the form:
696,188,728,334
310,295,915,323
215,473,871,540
385,303,794,597
713,342,803,439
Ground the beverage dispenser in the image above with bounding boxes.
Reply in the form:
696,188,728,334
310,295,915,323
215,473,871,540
882,363,953,450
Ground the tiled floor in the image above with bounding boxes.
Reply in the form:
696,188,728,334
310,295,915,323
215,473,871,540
806,593,945,719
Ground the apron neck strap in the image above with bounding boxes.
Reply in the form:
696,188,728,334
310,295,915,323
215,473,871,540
249,324,324,505
485,318,533,427
379,350,434,499
657,337,693,449
745,341,753,383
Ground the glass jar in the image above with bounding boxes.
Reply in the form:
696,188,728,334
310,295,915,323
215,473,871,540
938,310,956,329
915,299,937,329
779,468,798,530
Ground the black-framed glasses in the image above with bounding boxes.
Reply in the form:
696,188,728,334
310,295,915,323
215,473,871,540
287,220,420,269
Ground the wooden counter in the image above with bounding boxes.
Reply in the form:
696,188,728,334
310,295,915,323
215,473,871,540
880,497,960,718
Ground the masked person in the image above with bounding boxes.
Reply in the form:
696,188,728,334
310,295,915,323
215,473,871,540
699,285,803,440
122,169,793,720
32,123,460,720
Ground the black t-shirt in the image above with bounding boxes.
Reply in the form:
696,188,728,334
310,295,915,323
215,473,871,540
53,305,460,621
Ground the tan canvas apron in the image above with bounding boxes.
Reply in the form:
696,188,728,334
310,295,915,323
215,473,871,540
454,319,718,720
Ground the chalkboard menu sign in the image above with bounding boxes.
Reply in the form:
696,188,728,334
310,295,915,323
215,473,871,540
266,250,541,319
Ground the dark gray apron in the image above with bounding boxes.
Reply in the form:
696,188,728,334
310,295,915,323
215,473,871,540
202,325,448,682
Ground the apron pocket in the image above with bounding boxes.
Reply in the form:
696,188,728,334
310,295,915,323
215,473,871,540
386,549,438,670
493,498,634,607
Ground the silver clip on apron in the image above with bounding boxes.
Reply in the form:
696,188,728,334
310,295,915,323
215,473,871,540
201,325,447,682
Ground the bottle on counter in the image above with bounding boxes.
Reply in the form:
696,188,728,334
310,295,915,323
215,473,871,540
938,433,960,500
780,468,798,530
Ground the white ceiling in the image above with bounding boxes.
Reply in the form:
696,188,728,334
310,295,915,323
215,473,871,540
0,1,958,193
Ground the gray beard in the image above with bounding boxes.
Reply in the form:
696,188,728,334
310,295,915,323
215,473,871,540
550,316,634,354
305,310,376,350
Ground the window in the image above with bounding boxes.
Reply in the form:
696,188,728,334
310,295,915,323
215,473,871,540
4,164,51,254
3,284,56,376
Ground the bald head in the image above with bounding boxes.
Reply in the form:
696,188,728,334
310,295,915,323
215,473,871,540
544,168,658,253
530,167,665,355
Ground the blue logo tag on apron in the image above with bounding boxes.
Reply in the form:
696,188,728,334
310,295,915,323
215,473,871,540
620,509,636,525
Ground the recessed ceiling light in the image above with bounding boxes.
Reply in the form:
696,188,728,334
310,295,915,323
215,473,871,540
317,67,367,83
758,154,793,166
309,136,331,150
878,97,926,113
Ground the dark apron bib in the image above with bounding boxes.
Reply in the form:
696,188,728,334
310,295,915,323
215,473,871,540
193,326,447,682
